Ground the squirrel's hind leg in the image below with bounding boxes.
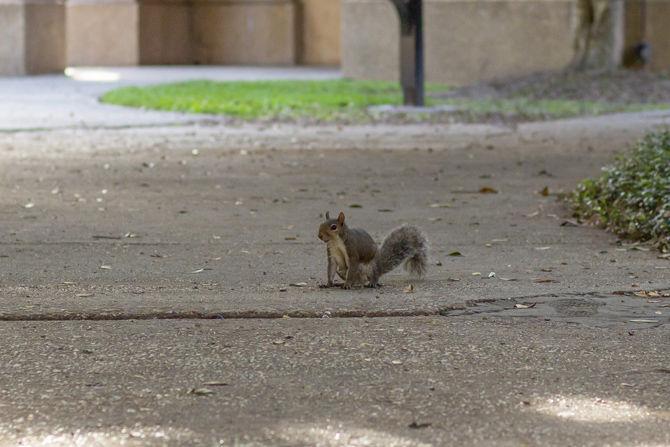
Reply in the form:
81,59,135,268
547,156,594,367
361,263,380,288
343,259,366,289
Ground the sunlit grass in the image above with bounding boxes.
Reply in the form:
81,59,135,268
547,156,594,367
102,79,441,121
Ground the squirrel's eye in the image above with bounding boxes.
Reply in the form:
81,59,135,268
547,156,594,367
330,224,337,230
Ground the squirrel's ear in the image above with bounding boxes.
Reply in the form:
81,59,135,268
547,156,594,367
325,211,330,220
337,212,345,225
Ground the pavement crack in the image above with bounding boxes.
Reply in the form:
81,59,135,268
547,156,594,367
1,287,667,322
0,308,440,322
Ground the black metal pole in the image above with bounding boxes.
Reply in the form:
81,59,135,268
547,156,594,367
390,0,424,106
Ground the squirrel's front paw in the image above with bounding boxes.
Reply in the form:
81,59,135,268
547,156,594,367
319,282,335,289
341,283,352,290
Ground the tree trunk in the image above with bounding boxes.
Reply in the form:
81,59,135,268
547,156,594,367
571,0,624,70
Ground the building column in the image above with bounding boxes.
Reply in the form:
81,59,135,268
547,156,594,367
139,0,193,65
296,0,341,65
66,0,139,66
0,0,66,75
191,0,297,65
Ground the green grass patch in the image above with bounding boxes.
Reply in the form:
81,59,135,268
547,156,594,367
571,130,670,250
101,79,449,121
100,79,668,123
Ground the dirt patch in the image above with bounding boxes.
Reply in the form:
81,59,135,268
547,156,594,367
439,69,670,104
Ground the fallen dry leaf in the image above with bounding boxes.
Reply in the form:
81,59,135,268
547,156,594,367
561,220,580,227
189,388,214,396
515,303,537,309
404,284,415,293
479,187,498,194
540,186,550,196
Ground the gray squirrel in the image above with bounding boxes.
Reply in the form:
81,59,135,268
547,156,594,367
317,211,428,289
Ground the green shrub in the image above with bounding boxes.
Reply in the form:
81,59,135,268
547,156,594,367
572,130,670,251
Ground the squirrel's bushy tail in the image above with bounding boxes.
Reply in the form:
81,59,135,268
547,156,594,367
371,225,428,283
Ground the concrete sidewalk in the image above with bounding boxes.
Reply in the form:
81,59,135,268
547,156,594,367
0,70,669,445
2,114,670,319
1,317,668,447
0,66,340,131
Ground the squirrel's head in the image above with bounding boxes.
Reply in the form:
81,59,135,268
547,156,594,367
318,211,345,242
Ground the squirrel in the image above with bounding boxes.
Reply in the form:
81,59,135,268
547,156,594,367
317,211,428,289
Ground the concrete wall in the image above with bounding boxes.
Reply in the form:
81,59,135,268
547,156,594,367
297,0,340,65
2,0,338,72
0,0,65,75
192,0,296,65
140,0,340,66
66,0,301,67
66,0,139,66
139,0,192,64
0,1,27,75
645,0,670,72
623,0,670,71
7,0,667,77
342,0,576,86
25,0,66,72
